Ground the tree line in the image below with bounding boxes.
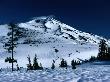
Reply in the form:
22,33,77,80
26,55,81,70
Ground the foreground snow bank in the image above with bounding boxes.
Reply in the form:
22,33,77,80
0,64,110,82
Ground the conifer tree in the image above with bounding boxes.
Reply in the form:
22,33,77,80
60,59,67,68
33,54,39,70
27,55,33,70
97,39,109,61
16,64,20,71
51,60,55,69
71,59,76,69
4,23,19,71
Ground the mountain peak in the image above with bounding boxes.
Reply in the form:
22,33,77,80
18,15,110,45
32,15,56,21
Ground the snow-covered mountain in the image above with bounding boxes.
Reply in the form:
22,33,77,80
19,15,108,44
0,15,109,68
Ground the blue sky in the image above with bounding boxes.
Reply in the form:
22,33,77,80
0,0,110,38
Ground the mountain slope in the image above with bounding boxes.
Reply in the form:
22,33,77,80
19,16,108,44
0,15,109,68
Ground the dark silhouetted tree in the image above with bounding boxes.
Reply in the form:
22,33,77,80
71,59,76,69
51,60,55,69
16,64,20,71
4,23,20,71
97,39,109,61
27,55,43,70
60,59,67,68
27,55,33,70
33,54,40,70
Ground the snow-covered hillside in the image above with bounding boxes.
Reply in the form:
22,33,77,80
0,15,109,68
19,15,107,44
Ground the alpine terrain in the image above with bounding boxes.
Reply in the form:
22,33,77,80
0,15,110,82
0,15,109,68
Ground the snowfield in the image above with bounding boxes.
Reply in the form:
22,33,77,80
0,43,98,68
0,64,110,82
